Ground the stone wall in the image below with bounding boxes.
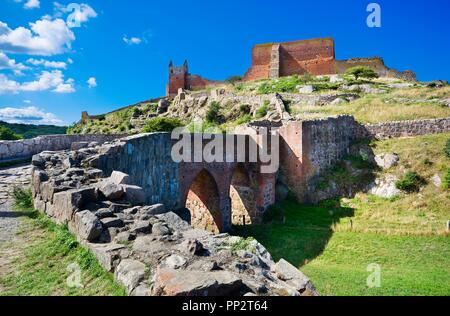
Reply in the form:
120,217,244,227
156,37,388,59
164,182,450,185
94,133,181,210
335,57,417,81
356,117,450,140
278,116,357,202
0,134,124,163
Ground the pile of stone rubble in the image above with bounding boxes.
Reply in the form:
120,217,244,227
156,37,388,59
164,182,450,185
31,144,318,296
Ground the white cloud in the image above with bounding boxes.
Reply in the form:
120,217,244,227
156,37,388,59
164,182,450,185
23,100,32,104
0,70,75,94
0,74,21,94
0,18,75,56
54,3,97,28
53,78,75,93
123,36,142,45
87,76,97,88
27,58,67,69
0,106,62,125
24,0,40,9
0,51,29,75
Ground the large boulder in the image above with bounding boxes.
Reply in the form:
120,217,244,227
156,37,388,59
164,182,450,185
86,243,126,272
369,175,401,199
274,259,318,296
73,210,103,242
152,268,244,296
98,181,124,201
110,171,130,185
122,185,146,205
375,153,399,170
157,99,170,114
52,187,98,223
140,204,166,216
115,259,146,293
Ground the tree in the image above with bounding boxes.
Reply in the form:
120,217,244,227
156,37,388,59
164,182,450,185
345,66,379,80
142,117,184,133
0,126,21,140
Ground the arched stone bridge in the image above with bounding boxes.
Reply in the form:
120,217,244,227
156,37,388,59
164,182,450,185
94,116,361,232
96,133,277,233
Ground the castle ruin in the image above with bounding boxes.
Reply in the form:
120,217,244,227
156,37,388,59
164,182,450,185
166,37,416,97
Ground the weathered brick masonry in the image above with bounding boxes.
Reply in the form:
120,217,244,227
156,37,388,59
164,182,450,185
166,38,416,97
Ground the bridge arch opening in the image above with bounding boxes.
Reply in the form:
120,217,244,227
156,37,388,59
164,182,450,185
230,163,256,226
185,169,222,233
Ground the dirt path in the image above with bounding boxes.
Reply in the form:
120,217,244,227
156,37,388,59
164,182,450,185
0,164,32,244
0,164,32,293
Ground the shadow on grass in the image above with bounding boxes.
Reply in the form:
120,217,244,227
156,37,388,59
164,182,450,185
0,210,37,219
233,198,354,268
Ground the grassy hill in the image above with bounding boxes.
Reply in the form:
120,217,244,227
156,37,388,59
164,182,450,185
0,121,67,139
69,74,450,135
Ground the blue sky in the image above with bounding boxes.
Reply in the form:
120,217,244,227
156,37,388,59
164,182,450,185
0,0,449,126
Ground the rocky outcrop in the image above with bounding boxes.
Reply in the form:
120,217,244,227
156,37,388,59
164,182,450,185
31,146,318,297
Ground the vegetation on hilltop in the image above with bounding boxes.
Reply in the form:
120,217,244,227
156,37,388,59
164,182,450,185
68,71,449,135
0,125,22,140
345,66,379,80
0,121,67,139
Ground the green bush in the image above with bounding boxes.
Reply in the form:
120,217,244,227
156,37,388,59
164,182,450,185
255,100,270,119
235,114,252,125
206,101,222,124
395,172,426,193
443,168,450,189
345,66,379,80
257,76,304,94
444,139,450,158
239,104,251,115
226,75,242,85
0,126,22,140
142,117,184,133
12,186,33,210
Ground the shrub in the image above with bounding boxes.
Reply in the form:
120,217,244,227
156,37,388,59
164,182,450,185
0,126,21,140
444,139,450,158
142,117,184,133
255,100,270,119
234,83,244,91
345,66,379,80
206,101,221,124
226,75,242,85
12,186,33,210
443,168,450,189
239,104,251,115
235,114,252,125
395,172,426,192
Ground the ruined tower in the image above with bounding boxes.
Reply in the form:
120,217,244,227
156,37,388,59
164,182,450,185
166,60,189,97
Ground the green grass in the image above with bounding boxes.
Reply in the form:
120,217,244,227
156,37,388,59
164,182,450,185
0,189,126,296
293,86,450,124
235,199,450,296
